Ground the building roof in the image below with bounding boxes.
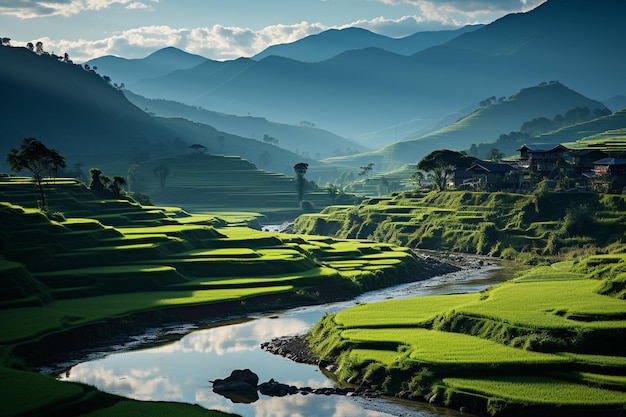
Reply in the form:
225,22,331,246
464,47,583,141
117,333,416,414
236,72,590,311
467,162,517,173
593,158,626,166
517,144,569,153
570,149,607,157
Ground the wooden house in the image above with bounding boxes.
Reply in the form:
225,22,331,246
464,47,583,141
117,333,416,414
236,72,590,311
465,162,520,191
517,144,570,174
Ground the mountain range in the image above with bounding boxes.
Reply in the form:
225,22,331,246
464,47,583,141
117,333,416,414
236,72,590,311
0,45,335,183
86,46,208,86
2,0,626,199
252,25,483,62
124,91,368,159
93,0,626,148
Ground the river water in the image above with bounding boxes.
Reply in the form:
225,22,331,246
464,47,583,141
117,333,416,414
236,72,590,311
51,259,514,417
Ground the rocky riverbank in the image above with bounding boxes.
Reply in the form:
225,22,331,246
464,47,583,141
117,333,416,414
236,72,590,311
260,252,501,398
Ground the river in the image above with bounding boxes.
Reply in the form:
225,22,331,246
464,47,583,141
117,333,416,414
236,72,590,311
48,258,514,417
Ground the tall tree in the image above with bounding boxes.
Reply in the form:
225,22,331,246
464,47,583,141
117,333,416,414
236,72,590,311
153,162,170,192
293,162,309,202
6,137,66,211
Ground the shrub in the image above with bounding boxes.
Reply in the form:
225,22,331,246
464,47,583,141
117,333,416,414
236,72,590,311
129,192,154,206
48,211,66,222
300,200,315,212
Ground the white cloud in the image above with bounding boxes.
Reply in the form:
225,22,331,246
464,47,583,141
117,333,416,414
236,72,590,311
373,0,546,19
13,21,328,62
6,0,545,62
0,0,158,18
342,15,457,37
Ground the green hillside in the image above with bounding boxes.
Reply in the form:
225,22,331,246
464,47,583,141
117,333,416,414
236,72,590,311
546,108,626,148
293,190,626,263
128,153,359,220
295,189,626,415
0,175,426,417
126,91,368,159
324,82,608,171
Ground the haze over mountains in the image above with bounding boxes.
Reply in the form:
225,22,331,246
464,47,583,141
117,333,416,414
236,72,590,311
252,25,483,62
1,0,625,198
85,0,626,148
326,81,609,171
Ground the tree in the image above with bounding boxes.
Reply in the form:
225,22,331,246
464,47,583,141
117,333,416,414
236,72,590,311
88,168,105,192
293,162,309,202
410,170,424,190
6,137,66,211
110,176,126,195
1,37,11,46
26,42,34,51
189,143,207,154
485,147,505,163
262,134,279,146
153,162,170,192
35,41,44,55
326,183,341,204
359,163,374,177
417,150,476,191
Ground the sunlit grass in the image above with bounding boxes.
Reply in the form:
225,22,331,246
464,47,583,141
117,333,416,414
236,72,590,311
342,328,569,365
443,376,626,406
461,278,626,328
335,293,480,328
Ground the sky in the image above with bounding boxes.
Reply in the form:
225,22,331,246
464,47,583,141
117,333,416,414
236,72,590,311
0,0,547,62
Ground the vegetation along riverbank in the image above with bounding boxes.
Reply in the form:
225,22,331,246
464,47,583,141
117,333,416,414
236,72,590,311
289,189,626,416
0,175,450,417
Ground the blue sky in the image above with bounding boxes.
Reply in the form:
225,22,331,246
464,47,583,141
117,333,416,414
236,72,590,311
0,0,546,62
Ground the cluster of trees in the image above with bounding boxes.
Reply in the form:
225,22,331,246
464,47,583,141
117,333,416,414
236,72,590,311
520,106,611,137
5,138,157,214
262,134,279,146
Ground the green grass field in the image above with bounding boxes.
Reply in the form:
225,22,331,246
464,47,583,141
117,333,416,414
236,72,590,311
0,177,425,417
309,259,626,415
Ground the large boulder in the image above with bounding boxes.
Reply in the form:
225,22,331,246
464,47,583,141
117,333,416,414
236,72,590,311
211,369,259,403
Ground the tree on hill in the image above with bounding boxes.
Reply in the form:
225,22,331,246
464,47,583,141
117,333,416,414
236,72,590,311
88,168,105,192
359,163,374,177
485,148,505,162
110,176,126,195
190,143,208,154
153,162,170,192
410,170,425,190
293,162,309,202
417,150,476,191
7,137,66,212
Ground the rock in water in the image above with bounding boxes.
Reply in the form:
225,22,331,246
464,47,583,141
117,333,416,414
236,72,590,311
212,369,260,403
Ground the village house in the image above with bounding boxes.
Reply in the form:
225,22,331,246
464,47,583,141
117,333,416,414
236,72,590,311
465,162,521,191
589,157,626,192
517,144,570,175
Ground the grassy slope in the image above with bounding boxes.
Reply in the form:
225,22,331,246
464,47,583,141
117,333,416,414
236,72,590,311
299,190,626,415
309,262,626,414
293,189,626,263
322,82,608,171
0,177,424,417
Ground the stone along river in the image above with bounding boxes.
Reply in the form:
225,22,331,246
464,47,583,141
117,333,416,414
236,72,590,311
48,257,514,417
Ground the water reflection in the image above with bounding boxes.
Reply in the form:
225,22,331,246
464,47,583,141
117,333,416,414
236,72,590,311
58,263,511,417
